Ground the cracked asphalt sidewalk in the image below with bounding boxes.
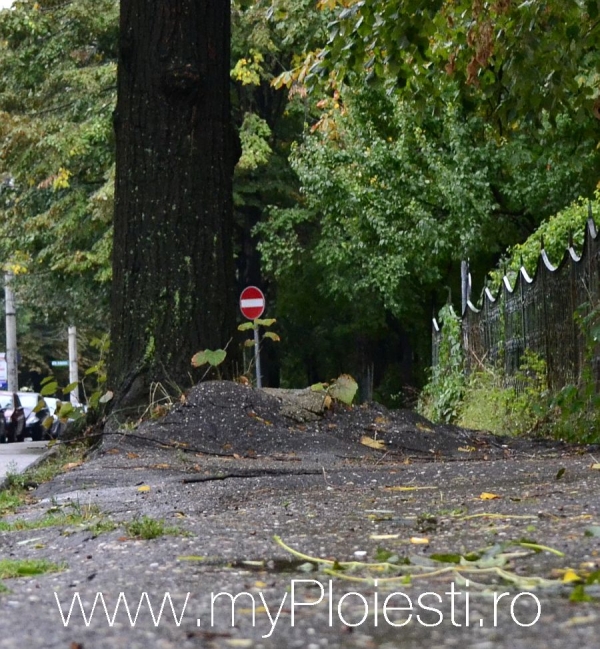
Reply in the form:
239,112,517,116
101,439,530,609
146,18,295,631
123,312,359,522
0,381,599,648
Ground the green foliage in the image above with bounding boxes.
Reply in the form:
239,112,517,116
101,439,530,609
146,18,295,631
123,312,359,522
310,373,359,405
545,303,600,444
0,559,63,579
419,304,464,423
190,349,228,369
0,0,117,313
458,351,548,436
258,87,599,323
124,516,181,540
310,0,600,132
237,113,273,172
327,374,358,405
489,194,600,289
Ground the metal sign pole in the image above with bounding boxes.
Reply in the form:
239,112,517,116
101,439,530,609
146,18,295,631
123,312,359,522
240,286,266,389
68,326,80,406
4,271,18,392
254,324,262,388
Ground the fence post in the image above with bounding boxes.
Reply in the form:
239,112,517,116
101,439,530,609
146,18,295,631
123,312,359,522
568,230,579,383
461,260,469,316
540,237,551,388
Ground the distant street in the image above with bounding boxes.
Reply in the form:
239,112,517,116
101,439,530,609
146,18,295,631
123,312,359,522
0,441,48,480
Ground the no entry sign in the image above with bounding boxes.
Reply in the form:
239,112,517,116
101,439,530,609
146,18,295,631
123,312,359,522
240,286,265,320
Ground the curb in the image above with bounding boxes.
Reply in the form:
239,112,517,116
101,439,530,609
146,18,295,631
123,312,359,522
0,443,60,491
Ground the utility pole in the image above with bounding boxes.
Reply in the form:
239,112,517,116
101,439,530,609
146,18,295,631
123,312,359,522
4,271,18,392
68,325,79,406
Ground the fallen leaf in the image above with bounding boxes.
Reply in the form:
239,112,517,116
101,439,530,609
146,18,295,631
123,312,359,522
565,614,598,627
62,462,82,471
458,446,476,453
137,485,151,493
416,422,434,433
360,436,386,450
479,492,501,500
563,568,583,583
383,486,436,492
591,463,600,470
410,537,429,545
126,452,140,459
556,467,566,480
370,534,400,540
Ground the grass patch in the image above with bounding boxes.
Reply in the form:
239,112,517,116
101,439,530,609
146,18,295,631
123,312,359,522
125,516,183,540
0,489,23,516
0,502,116,535
0,559,64,579
1,443,87,514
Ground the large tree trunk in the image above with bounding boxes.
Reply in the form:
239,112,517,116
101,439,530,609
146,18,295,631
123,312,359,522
110,0,237,410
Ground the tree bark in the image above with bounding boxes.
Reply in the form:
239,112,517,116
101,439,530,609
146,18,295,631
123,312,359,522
110,0,237,410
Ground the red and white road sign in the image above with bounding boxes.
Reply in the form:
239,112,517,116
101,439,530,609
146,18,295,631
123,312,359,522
240,286,265,320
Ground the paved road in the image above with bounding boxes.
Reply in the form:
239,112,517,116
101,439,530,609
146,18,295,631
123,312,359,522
0,440,48,480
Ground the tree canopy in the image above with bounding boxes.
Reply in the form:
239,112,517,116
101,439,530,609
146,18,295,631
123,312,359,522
0,0,599,402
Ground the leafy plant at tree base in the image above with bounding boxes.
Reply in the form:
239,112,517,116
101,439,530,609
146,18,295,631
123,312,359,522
190,319,281,384
190,349,228,369
237,318,281,383
418,304,464,423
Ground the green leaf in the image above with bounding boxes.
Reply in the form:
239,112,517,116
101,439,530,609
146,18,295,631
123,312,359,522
244,339,255,347
329,374,358,405
310,382,327,392
570,584,593,602
191,349,227,367
99,391,113,404
41,382,59,396
41,376,56,386
374,547,394,563
57,403,74,418
255,318,276,327
237,322,255,331
586,570,600,584
430,553,462,564
62,381,79,394
263,331,281,342
556,467,566,480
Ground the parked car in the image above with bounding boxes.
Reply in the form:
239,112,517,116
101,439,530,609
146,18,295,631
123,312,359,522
0,391,69,442
0,392,26,443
